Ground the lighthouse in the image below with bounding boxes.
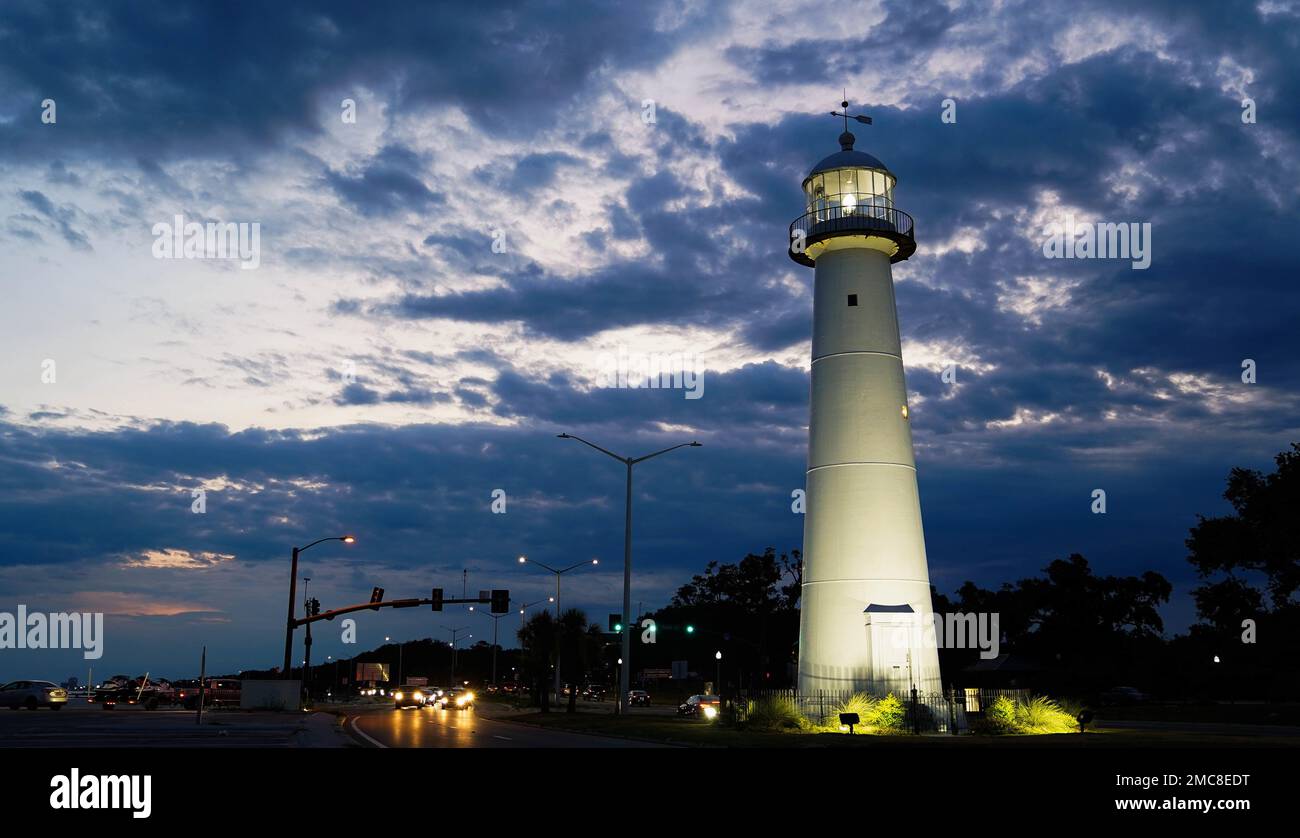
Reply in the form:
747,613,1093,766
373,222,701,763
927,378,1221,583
790,103,941,698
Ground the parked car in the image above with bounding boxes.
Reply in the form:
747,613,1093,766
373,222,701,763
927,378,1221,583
177,678,241,709
0,680,68,710
677,694,720,718
581,684,607,702
628,689,651,706
393,685,430,709
1099,686,1150,706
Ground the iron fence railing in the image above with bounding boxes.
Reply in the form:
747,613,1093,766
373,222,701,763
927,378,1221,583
788,205,916,264
733,687,971,734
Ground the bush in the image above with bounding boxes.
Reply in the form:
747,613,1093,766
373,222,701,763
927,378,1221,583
864,692,906,732
825,692,877,729
744,696,808,731
984,695,1018,734
976,694,1076,735
1014,695,1077,734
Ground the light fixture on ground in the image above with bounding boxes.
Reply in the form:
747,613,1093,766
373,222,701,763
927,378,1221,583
555,433,701,715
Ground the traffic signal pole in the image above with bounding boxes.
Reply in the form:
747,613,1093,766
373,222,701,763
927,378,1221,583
282,546,299,678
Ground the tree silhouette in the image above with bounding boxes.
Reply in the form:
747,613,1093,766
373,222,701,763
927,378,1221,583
1187,442,1300,623
517,611,558,713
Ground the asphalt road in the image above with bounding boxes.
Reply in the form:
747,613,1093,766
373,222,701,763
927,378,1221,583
345,704,664,748
0,704,310,747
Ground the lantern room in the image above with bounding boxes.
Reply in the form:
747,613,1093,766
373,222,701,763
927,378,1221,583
789,130,916,266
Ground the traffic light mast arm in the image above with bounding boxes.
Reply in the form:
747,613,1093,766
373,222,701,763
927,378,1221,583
291,595,492,628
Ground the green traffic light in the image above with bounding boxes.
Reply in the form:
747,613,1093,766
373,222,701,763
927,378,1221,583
686,625,695,633
614,624,622,632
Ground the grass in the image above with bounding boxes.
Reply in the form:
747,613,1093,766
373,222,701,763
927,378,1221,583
500,709,1295,748
977,695,1080,735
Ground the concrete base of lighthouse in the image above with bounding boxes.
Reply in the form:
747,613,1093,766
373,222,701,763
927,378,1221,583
796,245,942,698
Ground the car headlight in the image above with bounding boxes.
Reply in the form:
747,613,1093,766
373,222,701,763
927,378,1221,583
395,692,404,700
703,705,718,720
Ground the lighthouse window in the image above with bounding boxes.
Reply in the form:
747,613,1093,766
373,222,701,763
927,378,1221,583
847,294,858,307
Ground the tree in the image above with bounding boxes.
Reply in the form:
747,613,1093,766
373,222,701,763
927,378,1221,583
517,611,558,713
1187,443,1300,624
556,609,595,714
952,554,1171,691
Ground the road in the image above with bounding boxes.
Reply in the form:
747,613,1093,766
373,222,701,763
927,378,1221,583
0,704,313,747
344,704,665,748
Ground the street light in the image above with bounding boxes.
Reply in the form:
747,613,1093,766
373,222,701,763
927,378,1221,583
385,636,404,686
556,433,701,715
283,535,355,678
518,556,599,619
519,555,599,702
443,626,471,685
469,606,510,686
715,650,722,695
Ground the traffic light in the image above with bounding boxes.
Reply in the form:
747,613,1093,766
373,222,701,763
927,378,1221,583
609,614,622,632
369,587,384,610
490,589,509,614
686,624,695,634
430,588,443,612
308,598,321,617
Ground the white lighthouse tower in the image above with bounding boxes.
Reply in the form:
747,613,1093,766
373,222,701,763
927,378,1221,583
791,103,941,698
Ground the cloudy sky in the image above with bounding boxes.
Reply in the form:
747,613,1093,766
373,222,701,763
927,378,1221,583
1,0,1298,681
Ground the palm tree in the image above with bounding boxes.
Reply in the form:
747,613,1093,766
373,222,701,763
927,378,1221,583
518,611,558,713
557,609,593,714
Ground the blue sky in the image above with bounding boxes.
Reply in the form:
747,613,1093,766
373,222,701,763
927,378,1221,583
1,0,1298,682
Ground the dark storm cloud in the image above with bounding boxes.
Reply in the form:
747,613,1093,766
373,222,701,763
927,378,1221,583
324,144,444,217
0,0,720,162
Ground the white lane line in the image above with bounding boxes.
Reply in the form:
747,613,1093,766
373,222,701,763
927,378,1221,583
348,715,389,749
493,734,512,741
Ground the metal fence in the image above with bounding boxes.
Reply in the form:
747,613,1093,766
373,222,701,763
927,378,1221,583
733,687,977,734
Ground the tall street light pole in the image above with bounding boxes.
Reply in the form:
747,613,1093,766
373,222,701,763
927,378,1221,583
518,556,599,620
556,434,701,715
443,626,471,685
519,555,599,702
283,535,354,678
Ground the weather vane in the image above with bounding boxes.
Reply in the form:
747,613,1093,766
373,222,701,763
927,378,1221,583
830,89,872,132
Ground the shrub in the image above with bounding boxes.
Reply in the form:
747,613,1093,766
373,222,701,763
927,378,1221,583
1014,695,1077,734
977,694,1076,735
983,695,1018,734
744,696,807,731
826,692,878,729
863,692,906,732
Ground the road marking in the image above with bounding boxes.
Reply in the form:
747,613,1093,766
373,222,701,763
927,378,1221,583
348,715,388,749
493,735,512,741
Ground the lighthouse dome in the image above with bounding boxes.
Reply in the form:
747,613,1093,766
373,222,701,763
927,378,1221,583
808,147,890,178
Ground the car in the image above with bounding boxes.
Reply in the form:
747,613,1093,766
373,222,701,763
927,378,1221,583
581,685,607,702
0,680,69,710
677,694,721,718
175,677,241,710
393,685,430,709
627,689,651,707
1099,686,1151,706
443,687,475,710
